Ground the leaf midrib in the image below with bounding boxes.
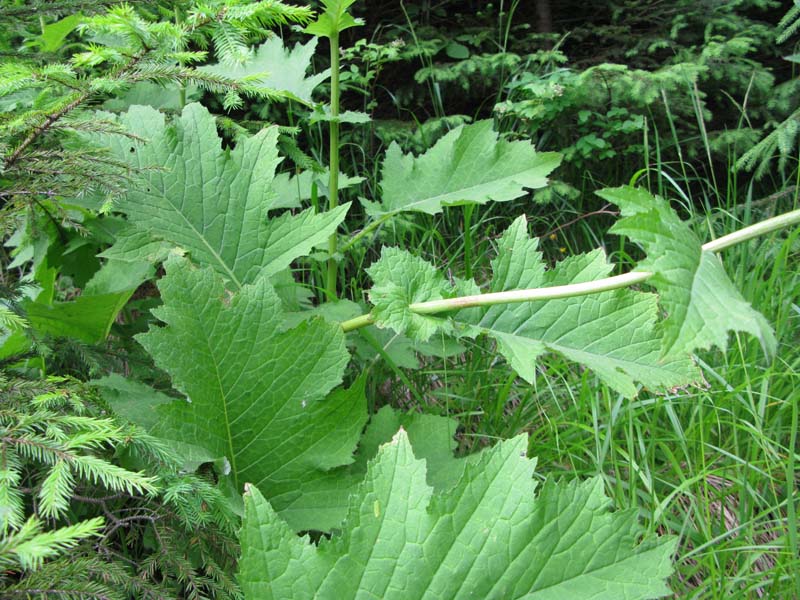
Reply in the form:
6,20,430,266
200,309,239,490
386,167,550,214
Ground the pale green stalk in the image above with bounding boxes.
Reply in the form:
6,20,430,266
339,208,800,332
339,213,393,253
325,32,341,301
701,208,800,252
408,271,652,315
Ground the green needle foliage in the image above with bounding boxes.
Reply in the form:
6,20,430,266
0,516,104,572
0,374,248,598
0,0,311,226
0,376,156,531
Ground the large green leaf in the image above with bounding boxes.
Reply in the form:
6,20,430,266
365,120,562,217
368,217,699,397
24,291,132,344
600,186,776,357
240,430,677,600
92,103,349,288
200,37,330,105
136,257,366,531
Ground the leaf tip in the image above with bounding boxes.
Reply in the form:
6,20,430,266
390,426,408,445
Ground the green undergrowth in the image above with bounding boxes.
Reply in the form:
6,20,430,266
387,195,800,599
1,1,799,598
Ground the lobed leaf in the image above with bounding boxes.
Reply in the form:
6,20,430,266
239,430,677,600
600,186,776,357
137,257,367,531
304,0,362,38
366,120,562,217
90,103,349,289
200,37,330,106
366,247,454,341
368,217,699,397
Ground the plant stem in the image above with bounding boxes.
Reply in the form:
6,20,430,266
337,208,800,332
409,271,652,314
175,6,186,109
463,204,474,279
339,213,393,253
359,328,424,403
325,32,341,301
701,208,800,253
341,313,375,333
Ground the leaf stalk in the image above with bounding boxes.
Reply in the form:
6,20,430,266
325,32,341,301
338,208,800,331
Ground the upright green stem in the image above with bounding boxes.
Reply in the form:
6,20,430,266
463,204,474,279
325,32,341,301
338,208,800,332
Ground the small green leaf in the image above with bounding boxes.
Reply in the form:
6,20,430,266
366,247,453,342
24,291,133,344
272,169,364,210
38,14,82,52
304,0,363,38
309,105,371,124
445,41,470,59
